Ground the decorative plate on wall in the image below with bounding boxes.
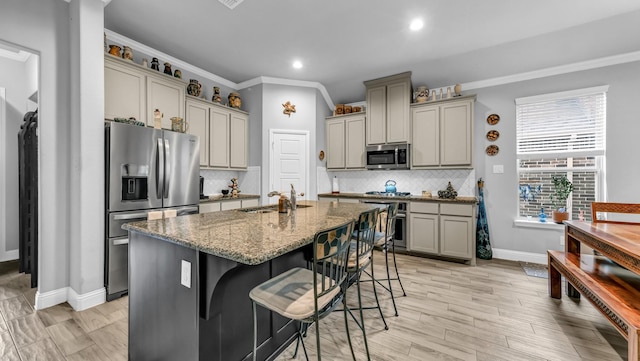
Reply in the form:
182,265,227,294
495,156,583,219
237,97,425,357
486,130,500,141
486,145,499,156
487,113,500,125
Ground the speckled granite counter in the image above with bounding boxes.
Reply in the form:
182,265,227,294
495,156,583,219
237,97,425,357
199,193,260,204
125,200,376,361
123,200,374,265
318,192,477,204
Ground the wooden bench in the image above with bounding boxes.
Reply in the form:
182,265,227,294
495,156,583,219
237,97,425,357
548,202,640,361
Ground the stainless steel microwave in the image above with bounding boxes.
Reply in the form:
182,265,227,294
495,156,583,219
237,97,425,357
365,144,410,170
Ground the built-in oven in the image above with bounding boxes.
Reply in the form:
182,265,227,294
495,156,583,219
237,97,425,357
365,143,410,170
360,200,408,249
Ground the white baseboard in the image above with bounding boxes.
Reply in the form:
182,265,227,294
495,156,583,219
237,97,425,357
35,286,106,311
492,248,547,265
0,250,18,262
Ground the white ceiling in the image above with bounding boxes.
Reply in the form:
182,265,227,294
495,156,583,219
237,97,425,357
105,0,640,104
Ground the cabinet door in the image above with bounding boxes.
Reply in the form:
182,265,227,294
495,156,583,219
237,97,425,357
411,105,440,167
440,101,472,166
105,59,145,121
440,215,473,259
146,76,186,129
209,108,230,168
230,112,248,169
326,118,345,169
186,100,209,167
409,213,438,253
366,85,386,145
345,115,365,169
386,79,411,143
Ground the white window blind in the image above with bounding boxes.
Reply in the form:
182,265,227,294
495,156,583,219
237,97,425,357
516,86,607,159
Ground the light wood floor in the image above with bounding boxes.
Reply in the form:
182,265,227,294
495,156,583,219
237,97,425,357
0,253,627,360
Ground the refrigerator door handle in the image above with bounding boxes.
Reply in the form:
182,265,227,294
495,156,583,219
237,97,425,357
113,212,149,220
113,237,129,246
177,206,199,215
164,138,171,199
157,138,165,199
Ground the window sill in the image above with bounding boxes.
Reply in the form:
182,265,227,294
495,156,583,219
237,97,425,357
513,218,566,230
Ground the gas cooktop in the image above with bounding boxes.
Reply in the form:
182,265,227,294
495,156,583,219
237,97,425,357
365,191,411,197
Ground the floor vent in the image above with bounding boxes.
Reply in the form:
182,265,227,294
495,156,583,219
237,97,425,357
219,0,244,10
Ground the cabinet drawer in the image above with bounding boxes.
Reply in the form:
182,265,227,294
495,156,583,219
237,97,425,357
410,202,438,214
440,203,473,217
241,199,259,208
221,200,242,211
199,202,221,213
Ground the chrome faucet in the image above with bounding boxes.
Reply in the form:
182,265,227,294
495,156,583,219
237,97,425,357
290,184,297,210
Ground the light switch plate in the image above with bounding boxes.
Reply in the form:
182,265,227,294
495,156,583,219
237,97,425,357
181,260,191,288
493,165,504,174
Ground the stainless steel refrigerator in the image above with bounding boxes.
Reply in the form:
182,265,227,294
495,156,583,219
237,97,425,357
105,121,200,301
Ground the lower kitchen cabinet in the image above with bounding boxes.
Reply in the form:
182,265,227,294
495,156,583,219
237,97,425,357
408,202,476,264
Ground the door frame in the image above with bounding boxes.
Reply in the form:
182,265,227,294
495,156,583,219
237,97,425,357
268,129,310,204
0,88,5,260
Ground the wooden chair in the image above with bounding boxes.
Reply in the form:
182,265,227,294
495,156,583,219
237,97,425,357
591,202,640,224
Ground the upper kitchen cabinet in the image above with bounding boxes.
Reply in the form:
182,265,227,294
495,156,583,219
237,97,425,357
364,72,412,145
146,76,186,129
411,95,476,168
186,98,210,167
105,55,146,121
187,96,248,170
325,113,366,170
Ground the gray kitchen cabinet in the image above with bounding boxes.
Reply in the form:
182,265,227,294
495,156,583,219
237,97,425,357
325,114,365,170
104,55,146,122
409,201,476,264
199,198,260,214
199,202,221,213
146,75,186,129
408,202,439,253
411,95,475,168
187,96,248,169
186,99,210,166
364,72,412,145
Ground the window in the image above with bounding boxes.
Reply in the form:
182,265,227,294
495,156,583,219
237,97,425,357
516,86,607,222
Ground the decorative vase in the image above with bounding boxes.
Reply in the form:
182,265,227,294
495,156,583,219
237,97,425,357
163,62,172,76
228,92,242,109
212,86,222,103
108,45,121,57
141,58,148,68
415,86,428,103
187,79,202,97
552,210,569,224
122,46,133,61
173,69,182,79
151,57,160,71
454,83,462,96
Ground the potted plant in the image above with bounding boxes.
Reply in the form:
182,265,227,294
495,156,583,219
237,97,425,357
550,175,574,223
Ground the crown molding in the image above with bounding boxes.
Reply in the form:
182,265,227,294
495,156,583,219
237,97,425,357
461,50,640,91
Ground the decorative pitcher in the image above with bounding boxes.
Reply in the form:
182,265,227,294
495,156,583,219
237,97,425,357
187,79,202,97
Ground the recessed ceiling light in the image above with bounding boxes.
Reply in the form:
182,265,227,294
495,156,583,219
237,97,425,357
410,19,424,31
292,60,303,69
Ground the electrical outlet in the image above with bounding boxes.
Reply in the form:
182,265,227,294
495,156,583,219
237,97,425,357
493,165,504,174
181,260,191,288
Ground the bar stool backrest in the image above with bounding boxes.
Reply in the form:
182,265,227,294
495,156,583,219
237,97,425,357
353,208,380,268
385,202,399,240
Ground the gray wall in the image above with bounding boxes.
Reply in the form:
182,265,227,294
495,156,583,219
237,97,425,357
242,83,263,167
0,56,30,258
0,0,72,296
472,60,640,258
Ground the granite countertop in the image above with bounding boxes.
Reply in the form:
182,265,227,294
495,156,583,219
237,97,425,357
317,192,477,204
122,200,374,265
200,194,260,203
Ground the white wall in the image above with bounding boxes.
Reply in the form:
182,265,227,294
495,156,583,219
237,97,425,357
0,56,29,260
473,60,640,260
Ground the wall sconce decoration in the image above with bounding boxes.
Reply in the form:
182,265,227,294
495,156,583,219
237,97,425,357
282,101,296,117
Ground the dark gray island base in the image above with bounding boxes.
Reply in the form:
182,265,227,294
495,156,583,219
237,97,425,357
123,201,374,361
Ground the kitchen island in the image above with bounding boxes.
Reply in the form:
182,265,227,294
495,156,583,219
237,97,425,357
122,200,374,361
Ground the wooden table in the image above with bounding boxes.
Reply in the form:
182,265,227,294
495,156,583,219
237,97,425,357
548,221,640,361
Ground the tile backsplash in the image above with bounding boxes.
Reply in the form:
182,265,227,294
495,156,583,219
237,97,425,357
200,167,261,196
320,168,476,197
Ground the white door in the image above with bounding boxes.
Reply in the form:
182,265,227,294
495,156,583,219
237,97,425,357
269,131,308,203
